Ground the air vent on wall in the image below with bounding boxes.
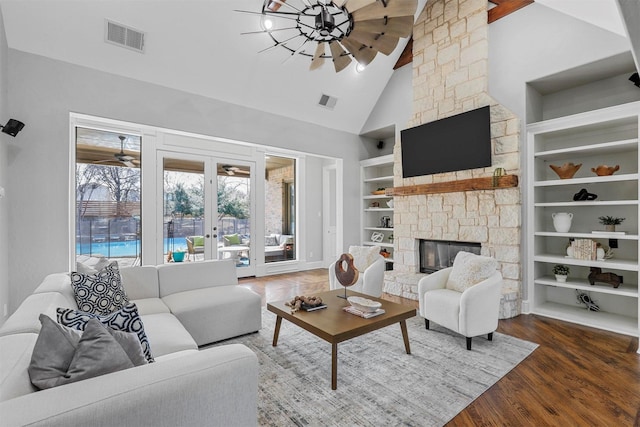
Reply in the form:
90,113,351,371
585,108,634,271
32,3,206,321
105,20,145,53
318,94,338,110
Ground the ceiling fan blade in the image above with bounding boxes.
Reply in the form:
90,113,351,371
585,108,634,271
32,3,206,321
310,42,326,71
344,0,377,13
333,0,348,7
340,37,377,66
347,28,399,55
351,0,418,22
329,41,352,73
354,16,414,38
123,161,136,168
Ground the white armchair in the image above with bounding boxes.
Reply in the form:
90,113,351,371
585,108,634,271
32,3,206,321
417,253,503,350
329,246,386,297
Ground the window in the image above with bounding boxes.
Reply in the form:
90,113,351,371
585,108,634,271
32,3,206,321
265,156,296,262
75,128,141,268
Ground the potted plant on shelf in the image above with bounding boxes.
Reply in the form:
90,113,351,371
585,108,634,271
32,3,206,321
553,264,570,282
598,216,625,232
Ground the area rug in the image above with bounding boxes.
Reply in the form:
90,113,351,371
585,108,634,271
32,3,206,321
214,309,538,426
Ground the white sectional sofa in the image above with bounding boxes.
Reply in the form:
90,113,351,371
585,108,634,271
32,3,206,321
0,259,262,427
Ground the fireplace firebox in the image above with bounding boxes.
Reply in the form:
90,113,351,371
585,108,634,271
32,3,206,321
419,239,481,273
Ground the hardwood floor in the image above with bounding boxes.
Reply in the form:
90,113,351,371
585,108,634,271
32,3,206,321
240,269,640,426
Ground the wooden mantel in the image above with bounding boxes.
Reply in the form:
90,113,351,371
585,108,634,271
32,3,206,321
386,174,518,196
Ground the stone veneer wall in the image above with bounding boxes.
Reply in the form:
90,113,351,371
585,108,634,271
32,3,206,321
384,0,522,318
265,165,294,235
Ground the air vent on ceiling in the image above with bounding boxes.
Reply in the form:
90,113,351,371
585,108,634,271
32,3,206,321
318,94,338,110
105,20,145,53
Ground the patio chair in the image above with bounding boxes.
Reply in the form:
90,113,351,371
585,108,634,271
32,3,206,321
185,235,205,261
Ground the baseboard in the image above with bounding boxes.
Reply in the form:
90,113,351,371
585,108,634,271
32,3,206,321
521,300,530,314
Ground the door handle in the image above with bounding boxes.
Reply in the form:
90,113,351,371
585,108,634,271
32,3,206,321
205,234,211,238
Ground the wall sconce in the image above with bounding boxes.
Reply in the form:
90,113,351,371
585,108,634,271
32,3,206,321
0,119,25,137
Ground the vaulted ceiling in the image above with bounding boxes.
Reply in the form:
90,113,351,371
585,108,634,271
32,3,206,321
0,0,633,135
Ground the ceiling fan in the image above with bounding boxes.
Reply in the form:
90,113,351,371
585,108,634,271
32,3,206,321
221,165,250,176
94,135,139,168
237,0,418,73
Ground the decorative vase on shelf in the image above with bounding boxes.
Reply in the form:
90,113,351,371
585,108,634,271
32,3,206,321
552,212,573,233
605,224,616,232
566,245,574,258
555,274,568,283
597,246,605,261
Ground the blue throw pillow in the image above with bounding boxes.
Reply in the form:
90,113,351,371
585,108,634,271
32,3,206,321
57,303,154,363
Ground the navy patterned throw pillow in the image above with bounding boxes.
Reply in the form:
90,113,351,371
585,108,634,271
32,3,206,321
57,303,154,363
70,261,129,315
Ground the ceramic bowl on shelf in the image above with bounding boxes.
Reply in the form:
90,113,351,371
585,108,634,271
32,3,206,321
591,164,620,176
347,296,382,313
549,162,582,179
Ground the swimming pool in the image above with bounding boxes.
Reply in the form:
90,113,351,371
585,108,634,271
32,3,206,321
76,238,185,257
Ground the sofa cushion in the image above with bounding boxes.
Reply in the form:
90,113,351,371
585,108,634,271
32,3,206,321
348,245,380,272
162,286,261,346
0,333,38,402
193,236,204,247
140,313,198,357
33,273,76,304
119,266,160,300
0,292,75,337
29,317,141,390
223,233,241,246
57,303,154,363
75,255,111,275
70,262,129,315
445,251,499,293
157,259,237,297
130,298,171,315
265,235,278,246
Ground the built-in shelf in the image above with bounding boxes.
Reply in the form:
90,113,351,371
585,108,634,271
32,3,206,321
535,200,638,207
534,254,639,271
364,175,394,183
526,101,640,341
535,276,638,298
534,173,638,187
364,208,393,212
534,301,638,337
534,138,638,160
534,231,639,240
361,154,395,267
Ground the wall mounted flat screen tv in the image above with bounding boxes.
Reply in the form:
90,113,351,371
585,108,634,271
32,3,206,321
401,106,491,178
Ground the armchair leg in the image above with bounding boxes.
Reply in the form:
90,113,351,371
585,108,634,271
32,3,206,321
488,332,493,341
425,319,430,330
466,337,472,350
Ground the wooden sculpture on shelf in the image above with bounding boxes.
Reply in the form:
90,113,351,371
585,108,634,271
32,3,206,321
549,162,582,179
334,253,359,299
588,267,623,288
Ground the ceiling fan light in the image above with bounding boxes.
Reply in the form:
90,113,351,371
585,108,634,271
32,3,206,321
261,16,274,31
355,62,366,73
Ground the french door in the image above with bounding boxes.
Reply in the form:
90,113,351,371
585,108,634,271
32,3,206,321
159,151,256,277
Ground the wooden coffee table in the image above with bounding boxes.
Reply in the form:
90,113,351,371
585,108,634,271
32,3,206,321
267,289,416,390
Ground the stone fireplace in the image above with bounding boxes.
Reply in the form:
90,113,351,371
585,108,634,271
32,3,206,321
419,239,481,273
383,0,522,319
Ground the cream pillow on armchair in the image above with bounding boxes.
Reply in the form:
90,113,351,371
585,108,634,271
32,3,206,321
445,251,498,293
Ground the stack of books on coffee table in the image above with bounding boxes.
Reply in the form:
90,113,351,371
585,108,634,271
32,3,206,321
343,305,386,319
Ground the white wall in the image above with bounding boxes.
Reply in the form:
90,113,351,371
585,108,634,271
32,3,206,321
360,64,413,137
6,50,368,312
0,8,9,324
488,3,631,119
